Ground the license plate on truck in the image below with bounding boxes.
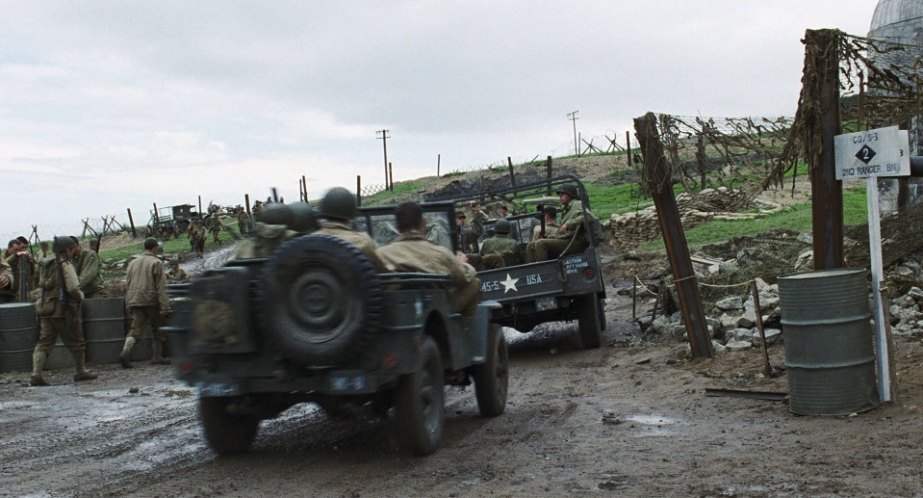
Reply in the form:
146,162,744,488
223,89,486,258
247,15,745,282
329,371,368,392
536,296,558,311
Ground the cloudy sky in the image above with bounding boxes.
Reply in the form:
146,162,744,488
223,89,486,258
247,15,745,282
0,1,880,242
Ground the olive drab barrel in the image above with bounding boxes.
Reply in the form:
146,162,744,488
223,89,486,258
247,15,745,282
0,303,36,373
82,298,127,364
779,268,879,415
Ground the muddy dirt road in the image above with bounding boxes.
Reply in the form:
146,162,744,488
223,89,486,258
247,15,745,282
2,296,923,497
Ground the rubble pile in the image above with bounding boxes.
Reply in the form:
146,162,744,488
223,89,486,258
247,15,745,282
608,187,784,250
887,259,923,336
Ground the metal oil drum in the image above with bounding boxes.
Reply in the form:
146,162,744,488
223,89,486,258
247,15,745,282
83,298,126,364
165,283,193,358
779,268,879,415
0,303,37,373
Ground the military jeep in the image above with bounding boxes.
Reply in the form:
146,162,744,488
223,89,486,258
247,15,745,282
165,202,508,456
441,175,608,349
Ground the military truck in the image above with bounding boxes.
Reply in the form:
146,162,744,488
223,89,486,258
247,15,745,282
148,204,199,239
165,202,508,456
443,175,608,349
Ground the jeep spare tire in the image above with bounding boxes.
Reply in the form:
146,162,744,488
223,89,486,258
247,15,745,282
260,234,383,365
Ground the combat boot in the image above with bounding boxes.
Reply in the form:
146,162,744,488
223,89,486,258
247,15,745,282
30,350,49,387
119,336,136,369
73,351,98,382
151,340,170,365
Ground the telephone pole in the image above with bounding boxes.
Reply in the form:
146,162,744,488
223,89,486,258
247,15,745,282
567,110,579,156
376,129,391,189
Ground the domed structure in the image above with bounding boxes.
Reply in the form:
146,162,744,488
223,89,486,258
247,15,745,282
869,0,923,41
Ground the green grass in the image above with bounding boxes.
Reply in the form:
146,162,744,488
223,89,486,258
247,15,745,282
639,185,868,251
364,179,429,205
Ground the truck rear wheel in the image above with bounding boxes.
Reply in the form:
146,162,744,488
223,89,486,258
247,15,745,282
260,234,383,365
395,337,444,455
199,396,259,455
576,295,602,349
472,324,509,417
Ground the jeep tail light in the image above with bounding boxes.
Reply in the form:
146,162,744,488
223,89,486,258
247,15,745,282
382,353,398,369
584,268,595,280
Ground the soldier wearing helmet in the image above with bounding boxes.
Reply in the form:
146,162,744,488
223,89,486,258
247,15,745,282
119,237,172,368
526,184,594,262
288,201,320,234
314,187,388,272
230,202,298,260
479,218,520,269
29,235,98,386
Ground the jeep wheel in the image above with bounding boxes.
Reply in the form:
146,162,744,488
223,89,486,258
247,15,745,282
576,295,602,349
199,396,259,455
260,234,383,365
394,337,444,455
472,324,509,417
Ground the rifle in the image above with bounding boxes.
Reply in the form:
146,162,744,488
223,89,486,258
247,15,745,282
53,248,75,332
17,256,29,302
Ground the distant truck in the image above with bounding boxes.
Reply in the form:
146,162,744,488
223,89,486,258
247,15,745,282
165,201,508,456
442,175,608,349
148,204,199,238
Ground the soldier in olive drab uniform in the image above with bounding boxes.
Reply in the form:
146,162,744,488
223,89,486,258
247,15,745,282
2,239,32,302
464,200,488,253
236,206,250,235
205,214,222,245
74,238,104,298
314,187,388,272
479,218,520,269
251,199,263,219
378,202,481,319
119,238,172,368
526,184,595,262
532,206,559,241
166,260,188,282
0,251,12,302
188,218,206,255
230,202,298,260
29,236,98,386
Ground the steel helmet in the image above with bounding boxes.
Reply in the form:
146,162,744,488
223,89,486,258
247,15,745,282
289,201,320,232
53,236,77,253
494,218,511,234
318,187,358,221
257,202,294,226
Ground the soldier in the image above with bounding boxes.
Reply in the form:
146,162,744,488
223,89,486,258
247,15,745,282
288,201,320,234
465,200,488,253
166,260,188,282
205,214,222,245
188,218,206,255
526,184,595,262
3,239,34,302
532,206,559,240
454,212,468,252
251,199,263,219
230,202,297,260
379,202,481,318
119,237,172,368
29,236,98,386
74,237,104,298
236,206,250,235
0,250,12,303
39,241,50,260
479,218,520,269
315,187,388,272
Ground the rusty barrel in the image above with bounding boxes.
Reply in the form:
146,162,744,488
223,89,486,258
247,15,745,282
83,298,127,364
0,303,36,373
779,268,879,415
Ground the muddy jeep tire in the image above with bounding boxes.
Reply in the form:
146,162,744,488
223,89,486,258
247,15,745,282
395,337,444,455
200,396,259,455
260,234,383,365
576,295,602,349
472,324,509,417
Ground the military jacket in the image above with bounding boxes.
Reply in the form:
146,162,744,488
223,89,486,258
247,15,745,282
230,222,297,260
480,235,518,257
315,221,388,272
125,250,170,312
532,221,559,240
0,254,12,295
35,257,83,317
75,248,104,295
378,233,478,290
556,200,594,242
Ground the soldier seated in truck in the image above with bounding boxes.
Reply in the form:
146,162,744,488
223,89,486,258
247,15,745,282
525,184,594,262
479,218,520,270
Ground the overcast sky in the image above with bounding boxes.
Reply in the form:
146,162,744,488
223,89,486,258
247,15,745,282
0,1,880,242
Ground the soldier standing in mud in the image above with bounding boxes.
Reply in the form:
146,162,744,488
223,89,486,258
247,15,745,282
205,214,222,245
119,238,172,368
236,206,249,235
29,236,98,386
74,237,104,298
188,218,206,255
